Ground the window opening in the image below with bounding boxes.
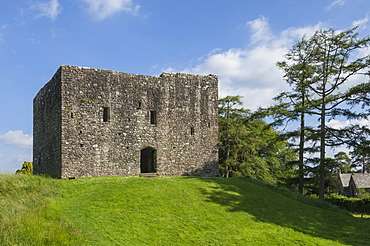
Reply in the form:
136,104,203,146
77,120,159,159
71,112,74,118
103,107,110,122
137,102,142,109
190,127,195,135
150,111,157,125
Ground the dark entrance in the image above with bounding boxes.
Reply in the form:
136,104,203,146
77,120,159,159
140,147,156,173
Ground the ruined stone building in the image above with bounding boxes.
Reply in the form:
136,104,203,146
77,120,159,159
33,65,219,179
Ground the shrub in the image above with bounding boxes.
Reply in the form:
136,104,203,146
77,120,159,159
15,161,33,175
325,194,370,215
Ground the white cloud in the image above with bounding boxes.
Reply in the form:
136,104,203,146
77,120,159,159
0,131,32,173
81,0,140,20
179,16,322,110
327,119,370,129
0,130,33,149
0,151,32,174
352,14,369,29
326,0,347,11
31,0,62,21
247,16,274,45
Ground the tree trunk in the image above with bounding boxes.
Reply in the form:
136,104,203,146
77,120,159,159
319,97,326,201
225,147,230,178
299,112,305,194
298,88,305,194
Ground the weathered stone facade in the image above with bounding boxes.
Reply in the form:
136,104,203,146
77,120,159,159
33,65,219,179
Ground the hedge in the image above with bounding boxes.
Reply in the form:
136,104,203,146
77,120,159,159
325,194,370,215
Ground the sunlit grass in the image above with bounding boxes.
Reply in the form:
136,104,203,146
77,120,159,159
352,213,370,218
2,174,370,245
0,174,83,245
60,176,370,245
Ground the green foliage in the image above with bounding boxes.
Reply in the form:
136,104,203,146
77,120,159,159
301,153,352,195
350,139,370,173
218,96,297,183
306,153,352,194
333,152,352,174
270,27,370,199
325,194,370,215
16,161,33,175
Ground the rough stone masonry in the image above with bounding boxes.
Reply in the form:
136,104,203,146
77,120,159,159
33,65,219,179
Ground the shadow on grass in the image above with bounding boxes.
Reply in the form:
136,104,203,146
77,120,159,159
195,176,370,246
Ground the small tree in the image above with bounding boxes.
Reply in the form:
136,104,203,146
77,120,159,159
218,95,248,178
351,139,370,173
333,151,352,174
218,96,297,183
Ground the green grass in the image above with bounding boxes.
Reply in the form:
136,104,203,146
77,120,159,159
0,174,83,245
59,176,370,245
3,174,370,245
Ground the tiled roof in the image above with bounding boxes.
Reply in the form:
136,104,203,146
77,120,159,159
351,173,370,189
339,174,352,188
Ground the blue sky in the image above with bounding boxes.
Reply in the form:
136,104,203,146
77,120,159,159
0,0,369,173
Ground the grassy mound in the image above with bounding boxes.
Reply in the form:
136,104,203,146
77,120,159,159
60,176,370,245
2,174,370,245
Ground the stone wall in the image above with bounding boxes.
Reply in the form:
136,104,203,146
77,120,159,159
33,65,219,179
33,68,62,177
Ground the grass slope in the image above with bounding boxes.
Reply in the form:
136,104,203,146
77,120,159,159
0,174,82,245
2,175,370,245
60,176,370,246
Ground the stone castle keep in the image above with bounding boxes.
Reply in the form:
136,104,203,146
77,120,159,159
33,65,219,179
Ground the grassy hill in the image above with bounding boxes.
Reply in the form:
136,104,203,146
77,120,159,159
2,174,370,245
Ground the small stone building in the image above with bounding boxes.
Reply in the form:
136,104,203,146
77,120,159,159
338,174,351,197
338,173,370,197
33,65,219,179
348,173,370,197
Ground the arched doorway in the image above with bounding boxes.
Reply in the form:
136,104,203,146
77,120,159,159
140,147,156,173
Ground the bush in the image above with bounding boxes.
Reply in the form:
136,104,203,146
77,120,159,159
15,161,33,175
325,194,370,215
